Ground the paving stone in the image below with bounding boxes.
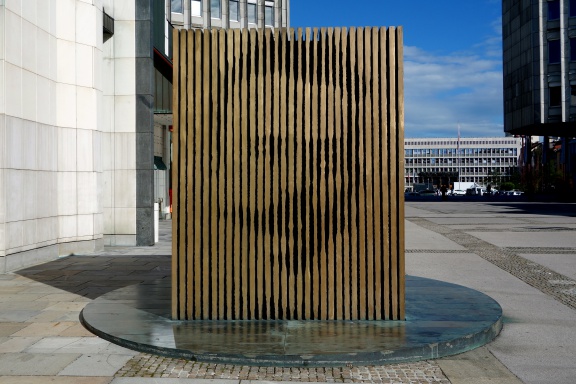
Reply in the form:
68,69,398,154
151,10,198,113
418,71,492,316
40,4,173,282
0,336,41,352
0,322,28,336
0,377,112,384
28,310,79,323
0,310,43,322
60,323,97,337
12,322,77,337
43,301,89,312
25,337,83,353
58,353,135,376
0,353,80,375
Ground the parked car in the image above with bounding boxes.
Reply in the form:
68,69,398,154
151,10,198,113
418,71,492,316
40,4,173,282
451,189,466,196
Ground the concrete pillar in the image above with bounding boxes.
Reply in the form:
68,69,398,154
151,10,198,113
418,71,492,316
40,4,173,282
240,0,247,28
203,0,211,28
257,0,264,28
282,0,289,28
222,0,229,29
184,0,191,29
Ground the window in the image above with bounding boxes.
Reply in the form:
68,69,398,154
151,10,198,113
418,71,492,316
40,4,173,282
192,0,202,16
571,38,576,61
550,86,562,107
211,0,221,18
230,0,239,21
265,5,273,26
571,85,576,106
248,2,257,23
171,0,183,13
571,0,576,17
549,0,560,20
549,39,561,64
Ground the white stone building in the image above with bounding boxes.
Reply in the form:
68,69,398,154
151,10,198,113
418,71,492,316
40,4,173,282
404,137,523,190
0,0,289,273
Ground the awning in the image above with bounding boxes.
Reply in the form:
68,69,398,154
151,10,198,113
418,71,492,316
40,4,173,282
154,156,167,170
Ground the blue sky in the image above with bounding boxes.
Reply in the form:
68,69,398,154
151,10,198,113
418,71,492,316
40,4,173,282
290,0,503,139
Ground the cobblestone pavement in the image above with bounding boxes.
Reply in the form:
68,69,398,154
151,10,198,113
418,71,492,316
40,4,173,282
407,217,576,311
117,353,449,383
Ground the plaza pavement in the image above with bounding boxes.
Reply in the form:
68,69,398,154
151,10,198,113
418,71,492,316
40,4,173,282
0,199,575,383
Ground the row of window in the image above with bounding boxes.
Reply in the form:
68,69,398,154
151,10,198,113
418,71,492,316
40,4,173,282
405,148,519,156
549,84,576,107
548,0,576,20
406,158,516,165
406,140,518,146
406,176,509,183
172,0,275,25
547,38,576,63
405,167,515,175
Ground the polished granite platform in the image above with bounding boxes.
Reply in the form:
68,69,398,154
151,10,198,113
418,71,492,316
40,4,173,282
80,275,502,367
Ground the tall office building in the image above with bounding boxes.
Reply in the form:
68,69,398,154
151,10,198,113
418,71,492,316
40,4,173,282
502,0,575,188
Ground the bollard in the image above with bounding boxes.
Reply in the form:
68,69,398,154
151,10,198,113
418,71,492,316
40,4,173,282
154,203,159,243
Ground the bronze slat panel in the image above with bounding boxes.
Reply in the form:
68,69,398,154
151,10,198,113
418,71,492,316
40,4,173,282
295,28,304,320
364,27,374,320
193,29,203,320
387,28,399,319
326,28,335,320
357,28,367,319
371,28,382,320
256,29,265,319
186,30,195,320
340,28,351,320
178,30,188,319
349,28,358,319
211,30,220,320
303,28,312,320
241,29,249,319
396,27,406,320
202,30,212,319
225,30,235,320
217,29,226,320
319,27,328,320
171,29,180,320
279,29,288,319
272,29,281,320
380,28,390,319
333,27,343,320
311,28,320,319
248,29,257,319
286,28,296,319
263,29,273,320
232,29,242,319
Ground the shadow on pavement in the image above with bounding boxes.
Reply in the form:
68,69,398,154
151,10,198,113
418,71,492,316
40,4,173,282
16,254,171,299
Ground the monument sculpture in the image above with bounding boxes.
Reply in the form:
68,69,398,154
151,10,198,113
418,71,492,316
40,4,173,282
171,27,405,320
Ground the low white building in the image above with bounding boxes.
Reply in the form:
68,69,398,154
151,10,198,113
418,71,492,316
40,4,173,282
404,137,523,190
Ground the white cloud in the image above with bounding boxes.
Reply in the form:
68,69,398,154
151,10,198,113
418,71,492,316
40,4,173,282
403,20,503,139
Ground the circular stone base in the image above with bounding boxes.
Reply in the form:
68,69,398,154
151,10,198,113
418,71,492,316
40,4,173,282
80,275,502,367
